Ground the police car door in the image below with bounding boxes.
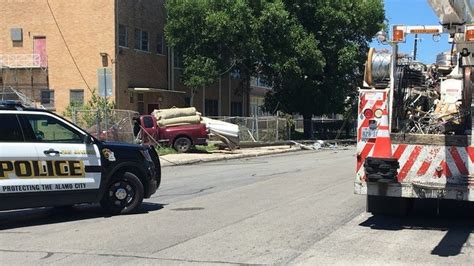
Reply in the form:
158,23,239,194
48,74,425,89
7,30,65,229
0,113,40,196
19,112,102,197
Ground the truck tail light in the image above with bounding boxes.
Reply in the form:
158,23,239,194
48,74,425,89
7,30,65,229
202,124,209,135
466,26,474,41
392,26,405,42
363,109,374,119
374,108,383,118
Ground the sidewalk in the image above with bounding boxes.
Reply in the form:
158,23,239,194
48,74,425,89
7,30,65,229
159,145,300,167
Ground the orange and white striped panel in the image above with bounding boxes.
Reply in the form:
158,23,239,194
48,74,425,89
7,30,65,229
357,143,474,184
356,89,388,181
393,144,471,183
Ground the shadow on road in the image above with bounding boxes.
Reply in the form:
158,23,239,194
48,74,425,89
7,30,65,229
359,199,474,257
0,202,165,231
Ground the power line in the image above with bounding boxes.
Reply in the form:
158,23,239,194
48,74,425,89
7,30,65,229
46,0,92,93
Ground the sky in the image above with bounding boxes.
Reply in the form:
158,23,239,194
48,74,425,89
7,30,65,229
371,0,451,63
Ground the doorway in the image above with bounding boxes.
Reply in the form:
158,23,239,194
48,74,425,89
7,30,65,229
148,103,160,114
33,36,47,67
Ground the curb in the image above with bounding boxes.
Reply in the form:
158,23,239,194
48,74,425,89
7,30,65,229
214,139,356,149
160,147,301,167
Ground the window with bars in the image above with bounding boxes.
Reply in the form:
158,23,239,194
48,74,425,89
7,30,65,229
205,99,218,116
70,90,84,105
40,90,54,107
184,97,190,107
231,101,243,116
157,33,164,55
134,29,149,51
137,93,145,114
119,24,128,47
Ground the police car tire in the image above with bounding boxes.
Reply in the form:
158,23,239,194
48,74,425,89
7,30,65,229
100,172,144,215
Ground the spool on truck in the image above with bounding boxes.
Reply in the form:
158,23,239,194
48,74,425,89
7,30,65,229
356,0,474,214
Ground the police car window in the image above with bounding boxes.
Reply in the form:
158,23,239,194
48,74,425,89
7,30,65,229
0,114,24,142
23,114,84,143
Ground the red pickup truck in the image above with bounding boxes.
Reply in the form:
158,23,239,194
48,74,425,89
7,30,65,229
138,115,208,152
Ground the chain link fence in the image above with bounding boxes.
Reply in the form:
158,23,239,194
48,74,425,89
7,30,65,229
293,118,356,140
212,116,291,142
70,109,139,143
68,109,354,144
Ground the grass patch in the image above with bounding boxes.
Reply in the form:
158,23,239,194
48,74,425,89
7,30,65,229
156,146,177,156
192,143,218,153
156,143,218,155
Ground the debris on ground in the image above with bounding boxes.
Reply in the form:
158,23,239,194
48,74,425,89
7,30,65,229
290,140,346,151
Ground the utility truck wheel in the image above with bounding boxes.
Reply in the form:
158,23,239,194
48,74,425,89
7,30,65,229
101,172,144,215
173,137,192,153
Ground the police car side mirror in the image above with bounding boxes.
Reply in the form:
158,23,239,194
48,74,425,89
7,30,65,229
85,135,95,145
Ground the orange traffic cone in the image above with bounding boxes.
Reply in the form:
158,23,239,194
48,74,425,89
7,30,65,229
371,110,393,159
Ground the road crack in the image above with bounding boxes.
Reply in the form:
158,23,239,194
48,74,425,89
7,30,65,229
0,248,261,265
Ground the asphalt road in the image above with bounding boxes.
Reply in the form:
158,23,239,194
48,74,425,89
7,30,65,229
0,148,473,265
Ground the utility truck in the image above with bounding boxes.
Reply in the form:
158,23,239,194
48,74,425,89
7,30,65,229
356,0,474,214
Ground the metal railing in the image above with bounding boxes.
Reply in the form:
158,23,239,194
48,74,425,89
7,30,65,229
0,54,46,68
0,86,43,108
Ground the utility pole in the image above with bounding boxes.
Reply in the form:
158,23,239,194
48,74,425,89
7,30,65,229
413,34,418,61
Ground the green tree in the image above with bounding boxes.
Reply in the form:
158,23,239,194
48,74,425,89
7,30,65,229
165,0,262,105
165,0,384,138
63,89,115,129
182,55,219,106
264,0,385,137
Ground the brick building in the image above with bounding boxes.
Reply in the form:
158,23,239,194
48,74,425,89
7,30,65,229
0,0,250,116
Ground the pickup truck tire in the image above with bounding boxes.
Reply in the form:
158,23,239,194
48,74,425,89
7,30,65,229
100,172,144,215
173,137,192,153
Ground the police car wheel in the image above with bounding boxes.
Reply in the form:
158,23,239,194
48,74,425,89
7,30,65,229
101,172,144,215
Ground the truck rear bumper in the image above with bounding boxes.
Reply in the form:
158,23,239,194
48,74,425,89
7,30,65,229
355,181,474,201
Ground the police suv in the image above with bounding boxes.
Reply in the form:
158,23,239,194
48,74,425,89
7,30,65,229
0,101,160,214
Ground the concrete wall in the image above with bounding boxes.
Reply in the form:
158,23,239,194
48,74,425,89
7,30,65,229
1,0,115,112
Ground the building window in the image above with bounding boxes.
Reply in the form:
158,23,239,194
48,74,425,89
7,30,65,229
205,99,218,117
40,90,54,107
70,90,84,105
129,92,134,103
173,52,183,68
231,101,243,116
119,24,128,47
134,29,149,51
137,93,144,114
157,33,164,55
184,97,190,107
